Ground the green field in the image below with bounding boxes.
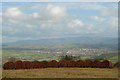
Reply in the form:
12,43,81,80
81,56,91,60
109,56,118,63
2,50,119,63
2,50,60,61
2,50,47,57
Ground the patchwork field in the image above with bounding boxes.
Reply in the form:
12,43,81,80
2,50,118,63
2,68,118,78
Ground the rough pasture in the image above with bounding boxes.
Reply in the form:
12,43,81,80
2,68,118,78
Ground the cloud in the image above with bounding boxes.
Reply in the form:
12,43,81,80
107,17,118,29
101,8,117,17
2,3,118,43
0,13,2,23
90,16,105,22
3,7,28,24
66,3,117,17
67,19,96,34
5,7,23,18
32,13,40,18
68,19,84,28
46,4,67,18
26,24,33,29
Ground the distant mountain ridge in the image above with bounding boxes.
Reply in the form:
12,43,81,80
3,36,118,45
2,36,118,50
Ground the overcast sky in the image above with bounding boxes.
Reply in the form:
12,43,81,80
1,2,118,43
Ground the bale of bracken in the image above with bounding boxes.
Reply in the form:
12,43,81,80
14,60,23,69
67,60,76,67
3,62,15,70
92,60,101,68
58,60,68,67
84,59,93,68
76,60,85,68
41,61,48,68
101,60,113,68
22,61,31,69
48,60,58,68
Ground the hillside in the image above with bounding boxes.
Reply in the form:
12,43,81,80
3,36,118,50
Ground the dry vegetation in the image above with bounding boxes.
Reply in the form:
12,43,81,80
2,68,118,78
0,68,2,79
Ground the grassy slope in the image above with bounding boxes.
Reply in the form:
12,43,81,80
2,50,47,57
109,56,118,63
2,50,60,62
2,68,118,78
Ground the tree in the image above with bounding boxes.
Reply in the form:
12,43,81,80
59,55,75,61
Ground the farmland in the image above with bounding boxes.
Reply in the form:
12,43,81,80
1,44,119,78
2,49,118,64
2,43,118,61
2,68,118,78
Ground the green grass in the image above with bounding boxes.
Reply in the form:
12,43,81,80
2,50,48,57
109,56,118,63
2,50,60,61
109,56,118,60
81,56,91,60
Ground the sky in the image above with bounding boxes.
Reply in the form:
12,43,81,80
1,2,118,43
